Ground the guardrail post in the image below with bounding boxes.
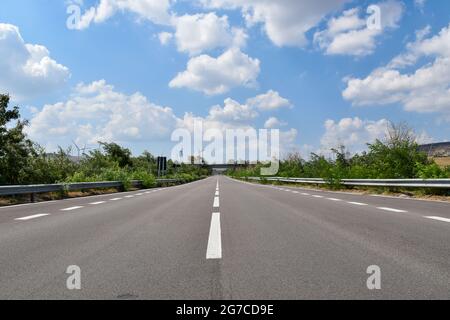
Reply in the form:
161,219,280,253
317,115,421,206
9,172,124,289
30,193,36,203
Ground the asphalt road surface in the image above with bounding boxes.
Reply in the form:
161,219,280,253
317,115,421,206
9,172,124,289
0,176,449,299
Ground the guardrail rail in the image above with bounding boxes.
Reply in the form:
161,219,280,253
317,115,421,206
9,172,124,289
246,177,450,189
0,178,185,202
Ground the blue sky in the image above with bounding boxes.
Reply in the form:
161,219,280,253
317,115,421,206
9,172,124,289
1,0,449,160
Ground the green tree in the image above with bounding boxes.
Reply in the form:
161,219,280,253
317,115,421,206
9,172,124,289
0,94,34,184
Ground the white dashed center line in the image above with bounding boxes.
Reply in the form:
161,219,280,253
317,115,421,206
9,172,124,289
312,195,324,198
15,214,50,221
377,207,407,213
301,193,310,196
125,195,134,198
206,212,222,259
213,196,220,208
425,216,450,223
215,191,219,196
110,198,122,201
327,198,342,202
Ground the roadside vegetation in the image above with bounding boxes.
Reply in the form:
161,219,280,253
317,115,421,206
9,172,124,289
0,94,210,192
228,123,450,197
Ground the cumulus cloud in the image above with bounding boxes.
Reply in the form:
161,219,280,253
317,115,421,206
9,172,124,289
169,48,260,95
343,23,450,117
314,1,404,56
201,0,349,47
69,0,173,30
26,80,179,150
264,117,286,128
0,23,70,100
158,31,173,45
319,117,390,154
27,80,295,156
247,90,291,111
170,12,247,56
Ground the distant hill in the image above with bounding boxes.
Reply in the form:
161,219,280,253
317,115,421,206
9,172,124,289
418,142,450,157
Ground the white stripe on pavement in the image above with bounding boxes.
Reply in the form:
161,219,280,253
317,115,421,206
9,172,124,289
125,195,134,198
213,197,220,208
206,212,222,259
110,198,122,201
215,191,219,196
301,193,310,196
377,207,407,213
312,195,324,198
425,216,450,223
61,206,83,211
347,202,368,206
15,214,50,221
327,198,342,202
89,201,106,205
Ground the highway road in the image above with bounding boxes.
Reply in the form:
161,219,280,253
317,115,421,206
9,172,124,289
0,176,449,299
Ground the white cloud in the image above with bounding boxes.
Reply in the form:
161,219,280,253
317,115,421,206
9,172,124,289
246,90,291,111
208,98,258,122
314,1,404,56
71,0,173,30
343,23,450,116
170,12,247,56
320,117,390,154
169,48,260,95
158,31,173,45
201,0,349,47
26,80,179,150
0,23,70,100
264,117,286,128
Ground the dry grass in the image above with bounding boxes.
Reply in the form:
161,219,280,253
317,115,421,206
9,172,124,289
433,157,450,168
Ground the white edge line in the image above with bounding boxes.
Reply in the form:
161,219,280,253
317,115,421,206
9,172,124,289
15,213,50,221
425,216,450,223
377,207,407,213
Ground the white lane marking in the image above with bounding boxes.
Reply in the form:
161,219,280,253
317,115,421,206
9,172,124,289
292,191,299,194
206,212,222,259
61,206,83,211
425,216,450,223
301,193,310,196
145,191,151,194
89,201,106,205
213,197,220,208
377,207,407,213
15,214,50,221
347,202,368,206
125,195,134,198
110,198,122,201
327,198,342,202
215,191,219,196
312,195,324,198
136,193,144,196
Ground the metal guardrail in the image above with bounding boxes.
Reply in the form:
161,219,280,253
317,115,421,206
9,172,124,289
247,177,450,188
0,178,184,200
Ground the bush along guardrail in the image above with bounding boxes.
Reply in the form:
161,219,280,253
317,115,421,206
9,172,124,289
245,177,450,189
0,178,188,203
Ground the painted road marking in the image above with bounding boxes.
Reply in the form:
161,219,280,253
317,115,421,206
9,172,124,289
215,191,219,196
425,216,450,223
377,207,407,213
301,193,310,196
15,214,50,221
327,198,342,202
136,193,144,196
292,191,299,194
206,212,222,259
125,195,134,198
312,195,324,198
61,206,83,211
347,202,368,206
110,198,122,201
213,197,220,208
89,201,106,205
